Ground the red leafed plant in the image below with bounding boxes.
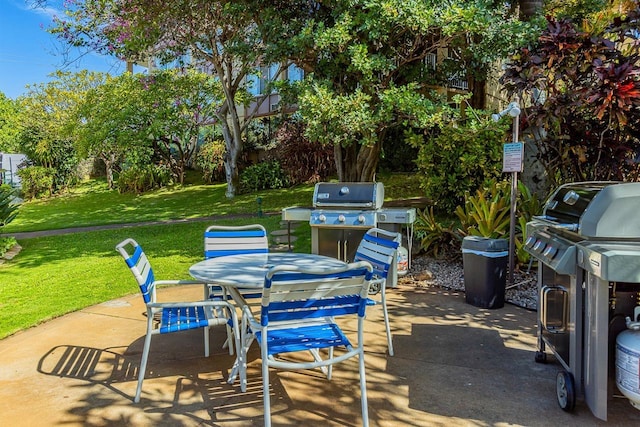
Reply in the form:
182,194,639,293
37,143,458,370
500,6,640,186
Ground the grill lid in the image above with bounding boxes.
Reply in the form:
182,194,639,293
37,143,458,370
312,182,384,209
540,181,640,238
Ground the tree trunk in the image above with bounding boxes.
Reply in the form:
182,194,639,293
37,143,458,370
102,154,115,190
220,114,242,198
468,75,487,110
519,0,543,20
334,140,381,182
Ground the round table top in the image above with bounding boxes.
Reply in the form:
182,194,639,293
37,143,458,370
189,252,346,288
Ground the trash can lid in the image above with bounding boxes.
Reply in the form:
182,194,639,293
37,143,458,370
461,236,509,252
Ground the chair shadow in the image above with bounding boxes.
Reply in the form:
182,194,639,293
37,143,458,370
35,332,295,426
37,344,137,400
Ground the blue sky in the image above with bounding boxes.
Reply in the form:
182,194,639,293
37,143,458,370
0,0,127,99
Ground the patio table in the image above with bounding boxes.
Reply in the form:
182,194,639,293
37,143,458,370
189,252,347,389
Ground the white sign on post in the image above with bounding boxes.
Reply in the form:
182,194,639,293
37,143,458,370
503,142,524,173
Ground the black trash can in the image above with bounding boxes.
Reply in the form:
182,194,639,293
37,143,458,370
462,236,508,309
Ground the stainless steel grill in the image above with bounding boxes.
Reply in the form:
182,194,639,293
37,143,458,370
525,181,640,420
282,182,416,287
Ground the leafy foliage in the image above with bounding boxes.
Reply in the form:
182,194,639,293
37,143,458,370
271,118,335,185
417,179,543,266
290,0,538,181
414,207,460,259
76,69,223,188
0,93,21,153
0,185,19,227
455,180,511,239
17,71,103,193
16,166,55,199
117,164,173,194
196,139,226,184
239,160,289,193
0,236,16,258
409,109,510,212
500,6,640,186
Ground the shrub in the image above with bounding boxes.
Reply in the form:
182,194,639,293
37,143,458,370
0,185,19,227
271,119,335,185
454,180,511,239
196,139,226,183
412,116,508,212
0,236,17,257
239,160,289,193
417,179,543,266
16,166,55,199
414,207,460,259
117,164,173,194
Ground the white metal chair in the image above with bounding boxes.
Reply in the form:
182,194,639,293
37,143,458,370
116,238,240,403
354,227,402,356
203,224,269,363
241,261,374,427
204,224,269,301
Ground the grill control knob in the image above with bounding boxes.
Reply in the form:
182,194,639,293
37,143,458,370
533,240,546,252
358,214,365,223
318,214,326,222
525,236,536,248
543,246,558,259
338,214,346,223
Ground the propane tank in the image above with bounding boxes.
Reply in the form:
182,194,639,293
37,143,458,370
397,246,409,277
616,306,640,411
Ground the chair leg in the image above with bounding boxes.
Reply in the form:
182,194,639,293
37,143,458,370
262,346,272,427
204,326,210,357
358,349,369,427
135,327,153,403
381,284,394,356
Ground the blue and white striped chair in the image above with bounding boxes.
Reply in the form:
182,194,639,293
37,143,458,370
354,227,402,356
116,238,239,403
203,224,269,354
241,262,374,427
204,224,269,300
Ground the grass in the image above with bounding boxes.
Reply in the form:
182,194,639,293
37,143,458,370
0,216,285,339
3,174,421,233
0,174,423,339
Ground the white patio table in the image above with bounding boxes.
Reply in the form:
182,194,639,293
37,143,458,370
189,252,347,390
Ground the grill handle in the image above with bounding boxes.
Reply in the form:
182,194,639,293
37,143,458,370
552,223,579,232
533,216,579,232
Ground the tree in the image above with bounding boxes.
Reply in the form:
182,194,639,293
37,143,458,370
0,93,21,153
77,69,224,188
18,70,104,191
292,0,537,181
48,0,293,198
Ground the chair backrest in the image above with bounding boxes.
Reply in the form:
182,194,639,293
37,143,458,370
261,262,373,326
354,228,401,279
204,224,269,259
116,238,155,303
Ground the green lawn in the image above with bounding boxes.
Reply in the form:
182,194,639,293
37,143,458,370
0,173,422,339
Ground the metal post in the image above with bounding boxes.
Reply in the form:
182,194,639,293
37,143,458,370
508,113,520,287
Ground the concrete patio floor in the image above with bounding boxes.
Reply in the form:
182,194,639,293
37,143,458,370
1,284,639,426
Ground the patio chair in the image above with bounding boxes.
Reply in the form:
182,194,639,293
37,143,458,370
241,261,374,427
116,238,240,403
354,227,402,356
203,224,269,354
204,224,269,301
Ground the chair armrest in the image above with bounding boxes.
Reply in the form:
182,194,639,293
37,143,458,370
153,280,206,286
147,300,233,309
241,305,261,329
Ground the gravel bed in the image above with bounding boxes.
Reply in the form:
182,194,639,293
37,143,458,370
399,255,539,311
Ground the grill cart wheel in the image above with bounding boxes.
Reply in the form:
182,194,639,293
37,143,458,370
556,370,576,411
534,351,547,363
